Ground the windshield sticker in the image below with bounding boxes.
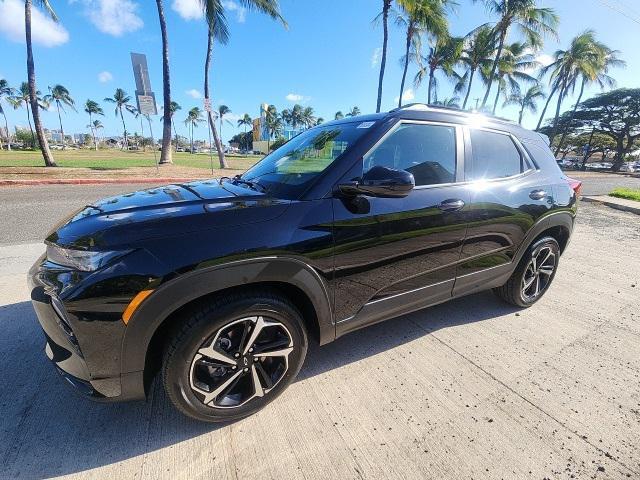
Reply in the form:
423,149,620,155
357,121,375,129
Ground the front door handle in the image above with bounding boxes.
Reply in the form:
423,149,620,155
529,189,547,200
438,199,465,212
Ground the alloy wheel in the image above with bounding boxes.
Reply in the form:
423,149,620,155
189,316,294,409
521,245,556,301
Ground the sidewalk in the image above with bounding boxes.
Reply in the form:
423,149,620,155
582,194,640,215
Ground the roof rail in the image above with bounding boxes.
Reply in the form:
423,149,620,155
390,103,517,125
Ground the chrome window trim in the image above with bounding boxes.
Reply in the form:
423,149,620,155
361,119,466,189
464,125,536,183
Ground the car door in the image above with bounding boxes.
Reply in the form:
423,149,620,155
453,126,556,296
331,120,470,335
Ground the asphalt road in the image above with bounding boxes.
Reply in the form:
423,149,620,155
0,173,638,246
0,183,639,479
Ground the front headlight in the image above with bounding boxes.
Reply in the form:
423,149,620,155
46,244,130,272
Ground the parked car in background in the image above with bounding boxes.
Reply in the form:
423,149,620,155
619,163,636,173
29,104,580,422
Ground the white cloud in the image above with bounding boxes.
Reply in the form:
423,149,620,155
98,71,113,83
286,93,304,102
222,1,246,23
371,47,382,68
172,0,245,22
171,0,202,20
394,88,415,104
0,0,69,47
74,0,143,37
186,89,202,99
536,53,554,67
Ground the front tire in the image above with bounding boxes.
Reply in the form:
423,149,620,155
493,236,560,308
162,291,307,423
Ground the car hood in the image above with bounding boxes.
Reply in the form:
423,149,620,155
46,180,290,249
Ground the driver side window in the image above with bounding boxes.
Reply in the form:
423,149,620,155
364,123,457,186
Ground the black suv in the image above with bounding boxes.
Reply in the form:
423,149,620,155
29,105,580,422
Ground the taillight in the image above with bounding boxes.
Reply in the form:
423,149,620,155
566,177,582,197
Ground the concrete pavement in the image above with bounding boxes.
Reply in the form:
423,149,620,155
0,201,638,479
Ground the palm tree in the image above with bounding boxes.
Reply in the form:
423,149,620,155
478,0,558,109
315,117,324,126
396,0,452,108
0,79,16,151
161,101,182,149
84,99,104,151
128,106,147,151
9,82,37,148
104,88,132,149
504,84,545,124
414,35,463,104
44,84,75,149
90,119,104,147
374,0,393,112
301,106,316,129
184,107,205,153
480,41,537,114
237,113,252,139
345,106,361,117
217,104,232,146
334,111,344,120
264,104,281,152
154,0,173,164
433,97,461,108
457,26,495,109
198,0,286,168
551,37,624,155
25,0,57,165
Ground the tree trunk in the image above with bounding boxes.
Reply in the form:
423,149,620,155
156,0,173,164
89,112,98,151
492,81,501,115
555,78,585,157
518,104,524,125
549,78,568,143
56,101,65,149
25,0,55,166
462,68,475,109
482,28,506,109
376,0,391,113
536,82,559,130
398,23,413,108
172,119,178,148
25,101,35,147
427,68,435,104
2,111,10,151
119,106,128,149
204,30,227,169
581,127,596,170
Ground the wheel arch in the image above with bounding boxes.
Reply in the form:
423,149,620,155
515,211,574,267
120,257,334,380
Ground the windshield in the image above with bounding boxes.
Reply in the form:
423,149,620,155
241,122,373,199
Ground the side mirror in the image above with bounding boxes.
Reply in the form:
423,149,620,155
338,165,415,198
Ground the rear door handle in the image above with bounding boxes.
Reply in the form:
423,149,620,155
529,189,547,200
438,199,465,211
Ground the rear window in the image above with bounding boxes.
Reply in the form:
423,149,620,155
468,129,525,180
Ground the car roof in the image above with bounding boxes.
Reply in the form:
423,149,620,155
324,104,548,145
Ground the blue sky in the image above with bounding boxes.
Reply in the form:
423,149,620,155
1,0,639,143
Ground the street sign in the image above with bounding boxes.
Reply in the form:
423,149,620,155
137,94,157,116
130,52,157,116
203,98,212,113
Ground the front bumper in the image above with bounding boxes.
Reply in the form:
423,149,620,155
28,254,146,402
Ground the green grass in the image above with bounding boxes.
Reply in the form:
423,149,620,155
610,187,640,202
0,149,260,171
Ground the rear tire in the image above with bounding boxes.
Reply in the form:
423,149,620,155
493,236,560,308
162,290,307,423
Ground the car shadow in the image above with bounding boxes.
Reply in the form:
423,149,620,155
0,293,518,478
